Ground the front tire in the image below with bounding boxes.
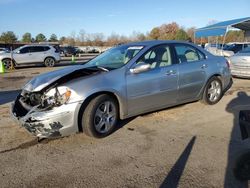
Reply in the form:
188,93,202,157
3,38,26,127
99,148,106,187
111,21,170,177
44,57,55,67
82,94,119,138
2,59,14,70
202,77,223,105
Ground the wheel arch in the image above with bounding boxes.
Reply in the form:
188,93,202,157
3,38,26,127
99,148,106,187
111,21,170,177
44,56,56,62
199,73,223,99
77,91,124,132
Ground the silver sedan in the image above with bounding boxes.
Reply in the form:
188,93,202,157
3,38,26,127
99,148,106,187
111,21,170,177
11,40,232,138
229,47,250,78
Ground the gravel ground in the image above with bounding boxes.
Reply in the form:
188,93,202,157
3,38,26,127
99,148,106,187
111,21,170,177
0,67,250,188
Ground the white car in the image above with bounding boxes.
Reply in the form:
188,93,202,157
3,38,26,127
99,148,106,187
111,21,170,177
0,45,61,69
206,42,250,57
0,47,9,53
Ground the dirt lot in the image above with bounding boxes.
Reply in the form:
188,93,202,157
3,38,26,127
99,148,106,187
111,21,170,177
0,67,250,188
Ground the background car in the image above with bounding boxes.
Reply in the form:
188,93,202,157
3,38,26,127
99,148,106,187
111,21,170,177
222,43,250,57
206,42,250,57
11,40,232,138
229,47,250,78
60,46,77,57
0,47,9,53
0,44,61,69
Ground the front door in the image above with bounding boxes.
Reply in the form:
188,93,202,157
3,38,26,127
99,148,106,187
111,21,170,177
14,46,33,64
126,44,178,116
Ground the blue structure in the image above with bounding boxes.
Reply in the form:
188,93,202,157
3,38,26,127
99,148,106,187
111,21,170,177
195,17,250,39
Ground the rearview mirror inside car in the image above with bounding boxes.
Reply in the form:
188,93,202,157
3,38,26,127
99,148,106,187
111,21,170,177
130,63,151,74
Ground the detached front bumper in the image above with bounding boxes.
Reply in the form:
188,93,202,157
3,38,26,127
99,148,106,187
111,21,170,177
11,99,80,138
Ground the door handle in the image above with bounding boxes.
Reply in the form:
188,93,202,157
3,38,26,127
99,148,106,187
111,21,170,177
201,64,207,69
166,70,177,75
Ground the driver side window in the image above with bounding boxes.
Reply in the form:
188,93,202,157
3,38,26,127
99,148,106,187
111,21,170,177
137,45,172,69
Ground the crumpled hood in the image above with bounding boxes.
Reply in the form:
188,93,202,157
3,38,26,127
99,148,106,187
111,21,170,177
23,65,96,92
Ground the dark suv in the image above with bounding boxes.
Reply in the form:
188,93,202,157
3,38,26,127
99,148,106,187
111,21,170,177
60,46,77,57
223,43,250,53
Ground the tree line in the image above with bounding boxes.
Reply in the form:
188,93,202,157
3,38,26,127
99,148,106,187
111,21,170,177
0,22,246,46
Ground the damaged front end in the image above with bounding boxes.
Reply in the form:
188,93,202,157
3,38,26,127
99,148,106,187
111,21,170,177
11,86,78,138
11,66,107,138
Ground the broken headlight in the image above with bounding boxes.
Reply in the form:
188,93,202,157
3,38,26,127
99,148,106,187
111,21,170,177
41,87,71,108
29,93,42,106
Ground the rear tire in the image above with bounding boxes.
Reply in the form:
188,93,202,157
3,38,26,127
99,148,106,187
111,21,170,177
202,77,223,105
44,57,55,67
81,94,118,138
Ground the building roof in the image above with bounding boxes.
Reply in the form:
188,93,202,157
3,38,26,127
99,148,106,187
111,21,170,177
195,17,250,38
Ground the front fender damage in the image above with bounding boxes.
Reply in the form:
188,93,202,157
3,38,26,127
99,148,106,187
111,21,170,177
23,121,63,138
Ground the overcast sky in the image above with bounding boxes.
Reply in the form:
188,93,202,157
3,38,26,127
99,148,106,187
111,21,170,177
0,0,249,39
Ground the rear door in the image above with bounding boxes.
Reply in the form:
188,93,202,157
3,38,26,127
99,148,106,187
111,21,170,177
30,46,47,62
126,44,178,115
173,44,207,102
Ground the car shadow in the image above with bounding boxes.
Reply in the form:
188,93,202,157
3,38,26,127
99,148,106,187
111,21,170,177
225,91,250,187
0,89,21,105
0,137,59,154
160,136,196,188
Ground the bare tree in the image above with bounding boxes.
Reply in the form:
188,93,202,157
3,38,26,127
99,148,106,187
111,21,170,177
91,33,104,46
107,33,121,46
187,27,196,42
78,29,86,45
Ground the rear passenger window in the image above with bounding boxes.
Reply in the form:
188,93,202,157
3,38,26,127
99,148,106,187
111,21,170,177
31,46,45,52
174,44,205,63
44,46,50,51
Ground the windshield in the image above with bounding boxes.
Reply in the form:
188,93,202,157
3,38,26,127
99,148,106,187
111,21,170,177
86,45,144,70
13,46,23,53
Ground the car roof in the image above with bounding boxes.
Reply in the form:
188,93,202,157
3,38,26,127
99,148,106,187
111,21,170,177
227,42,250,45
121,40,193,47
22,44,51,47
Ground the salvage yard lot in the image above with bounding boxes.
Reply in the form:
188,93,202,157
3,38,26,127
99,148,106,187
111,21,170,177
0,66,250,187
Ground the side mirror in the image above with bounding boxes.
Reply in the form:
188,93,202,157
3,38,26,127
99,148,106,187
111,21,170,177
130,63,151,74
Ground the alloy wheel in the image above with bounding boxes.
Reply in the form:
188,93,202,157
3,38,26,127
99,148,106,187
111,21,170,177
44,58,55,67
94,101,116,134
207,80,222,102
3,59,12,69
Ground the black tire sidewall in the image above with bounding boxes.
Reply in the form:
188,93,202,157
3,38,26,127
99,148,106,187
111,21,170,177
203,77,223,105
82,94,119,138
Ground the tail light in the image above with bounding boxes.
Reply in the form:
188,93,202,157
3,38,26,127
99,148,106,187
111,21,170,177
53,46,60,53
